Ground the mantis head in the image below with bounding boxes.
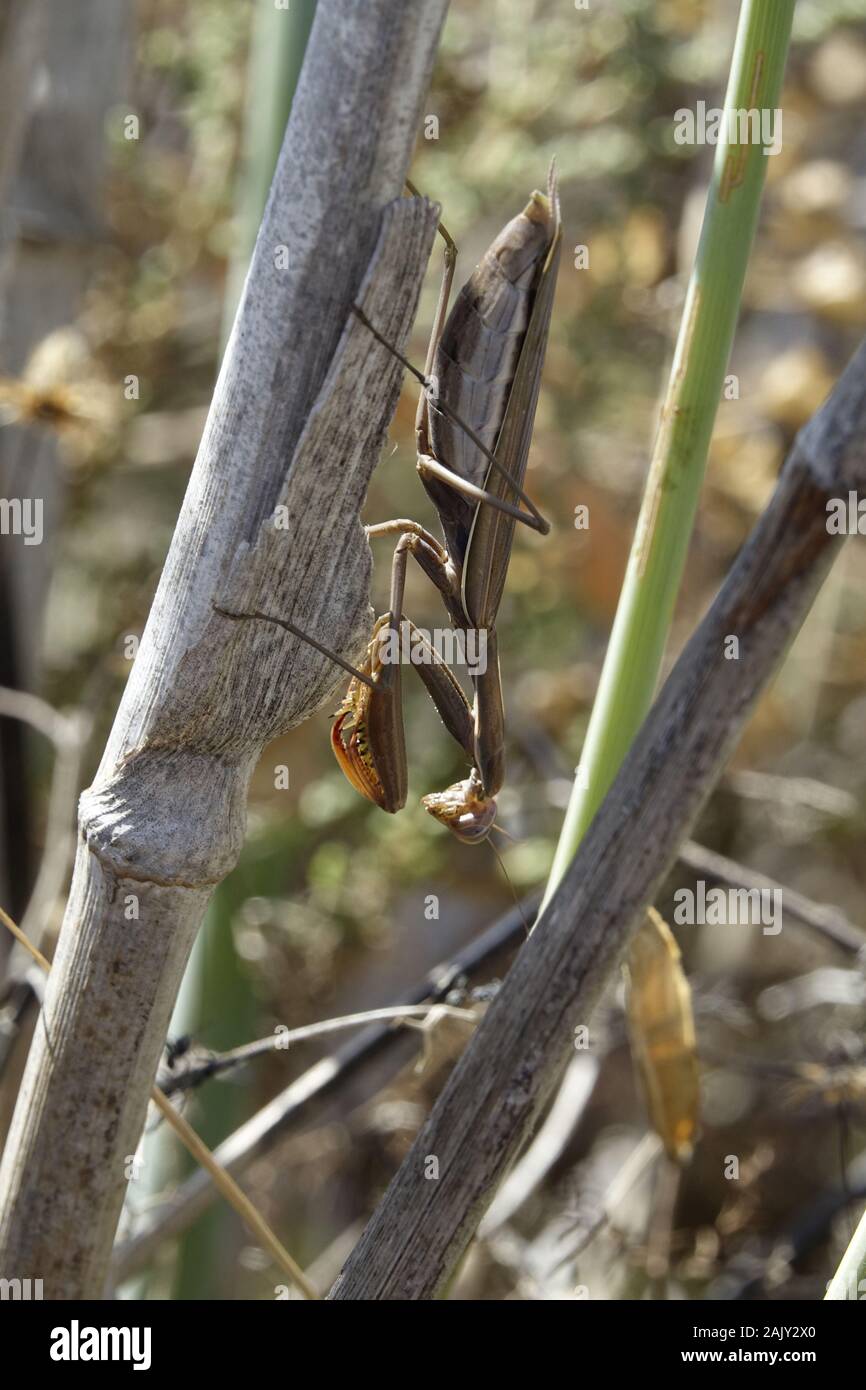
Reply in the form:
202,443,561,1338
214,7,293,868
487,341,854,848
422,770,497,844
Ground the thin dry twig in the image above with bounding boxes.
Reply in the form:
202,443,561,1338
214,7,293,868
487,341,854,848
158,1003,481,1096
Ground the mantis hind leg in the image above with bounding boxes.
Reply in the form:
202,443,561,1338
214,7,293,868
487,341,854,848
416,453,547,533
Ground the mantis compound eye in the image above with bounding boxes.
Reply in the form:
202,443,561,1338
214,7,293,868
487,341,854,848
421,774,497,844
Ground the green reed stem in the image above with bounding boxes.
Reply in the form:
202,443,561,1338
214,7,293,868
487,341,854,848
541,0,795,912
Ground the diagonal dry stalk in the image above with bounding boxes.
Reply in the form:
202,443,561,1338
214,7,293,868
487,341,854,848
328,337,866,1300
0,0,450,1299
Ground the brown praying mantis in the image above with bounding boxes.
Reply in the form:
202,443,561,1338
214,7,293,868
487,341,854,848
217,170,561,842
331,170,561,842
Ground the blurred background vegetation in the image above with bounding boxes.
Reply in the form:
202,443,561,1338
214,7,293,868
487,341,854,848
2,0,866,1299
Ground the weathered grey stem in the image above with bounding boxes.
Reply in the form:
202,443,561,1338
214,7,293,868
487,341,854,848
0,0,447,1298
329,338,866,1300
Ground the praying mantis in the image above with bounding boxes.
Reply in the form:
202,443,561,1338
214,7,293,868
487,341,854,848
217,170,562,842
327,168,562,842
